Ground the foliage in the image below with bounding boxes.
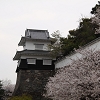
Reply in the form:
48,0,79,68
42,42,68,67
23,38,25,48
44,49,100,100
49,30,62,57
50,18,98,57
91,1,100,14
91,1,100,35
1,79,15,100
51,30,61,39
61,18,98,56
9,94,32,100
0,80,5,100
49,2,100,57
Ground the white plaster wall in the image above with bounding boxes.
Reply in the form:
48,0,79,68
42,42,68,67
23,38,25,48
55,52,82,68
85,40,100,51
55,40,100,68
23,40,51,51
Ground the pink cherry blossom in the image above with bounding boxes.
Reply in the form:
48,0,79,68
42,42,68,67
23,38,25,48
45,49,100,100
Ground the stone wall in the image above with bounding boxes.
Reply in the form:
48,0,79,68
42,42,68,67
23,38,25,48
13,70,55,100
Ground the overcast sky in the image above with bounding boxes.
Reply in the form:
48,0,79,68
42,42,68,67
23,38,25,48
0,0,98,84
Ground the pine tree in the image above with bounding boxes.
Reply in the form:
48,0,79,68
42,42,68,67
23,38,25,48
60,18,98,56
49,2,100,57
0,81,5,100
91,1,100,36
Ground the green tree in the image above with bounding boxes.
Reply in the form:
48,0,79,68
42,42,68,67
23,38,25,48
9,94,32,100
49,2,100,57
49,18,98,57
91,1,100,14
61,18,98,56
0,81,5,100
91,1,100,36
49,30,62,58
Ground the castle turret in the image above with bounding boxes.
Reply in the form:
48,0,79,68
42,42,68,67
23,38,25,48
13,29,56,99
13,29,55,72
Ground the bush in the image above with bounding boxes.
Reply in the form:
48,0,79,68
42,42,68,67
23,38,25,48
9,94,32,100
0,80,5,100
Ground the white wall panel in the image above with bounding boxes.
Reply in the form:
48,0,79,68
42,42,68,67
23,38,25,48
23,40,51,51
55,40,100,68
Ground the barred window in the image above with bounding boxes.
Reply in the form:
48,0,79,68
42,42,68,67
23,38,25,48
43,59,52,65
27,58,36,64
35,44,44,50
26,30,31,37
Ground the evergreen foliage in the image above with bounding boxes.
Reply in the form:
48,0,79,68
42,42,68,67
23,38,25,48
49,30,62,57
61,18,98,56
91,1,100,14
0,81,5,100
91,1,100,35
50,18,98,57
50,1,100,57
9,94,32,100
50,6,100,57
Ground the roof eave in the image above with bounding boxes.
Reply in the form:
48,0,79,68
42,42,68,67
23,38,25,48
18,37,52,46
18,37,26,46
13,50,52,60
13,51,21,60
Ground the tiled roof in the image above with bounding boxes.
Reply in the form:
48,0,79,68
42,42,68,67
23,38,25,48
13,50,51,60
18,29,52,46
25,29,50,39
18,37,52,46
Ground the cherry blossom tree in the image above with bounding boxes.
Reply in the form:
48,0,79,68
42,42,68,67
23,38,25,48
44,49,100,100
2,79,15,100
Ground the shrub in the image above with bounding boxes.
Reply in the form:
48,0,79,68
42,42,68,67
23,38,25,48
9,94,32,100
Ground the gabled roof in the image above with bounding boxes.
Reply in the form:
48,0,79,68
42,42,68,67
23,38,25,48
13,50,51,60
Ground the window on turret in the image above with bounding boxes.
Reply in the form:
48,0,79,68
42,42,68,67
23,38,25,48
43,59,52,65
26,30,31,37
35,44,44,50
27,58,36,64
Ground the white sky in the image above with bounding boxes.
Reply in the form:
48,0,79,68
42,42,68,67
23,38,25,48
0,0,98,84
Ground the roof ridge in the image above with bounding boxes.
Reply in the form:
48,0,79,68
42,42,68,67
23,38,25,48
27,29,48,32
